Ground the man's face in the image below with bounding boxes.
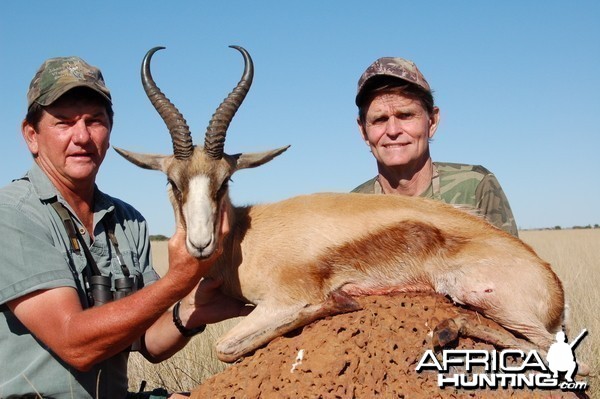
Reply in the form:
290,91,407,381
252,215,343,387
359,92,439,170
23,92,111,187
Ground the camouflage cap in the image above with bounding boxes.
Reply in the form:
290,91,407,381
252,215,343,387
27,56,112,108
356,57,430,105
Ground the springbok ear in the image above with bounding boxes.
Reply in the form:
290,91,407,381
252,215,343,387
232,145,290,171
113,146,172,172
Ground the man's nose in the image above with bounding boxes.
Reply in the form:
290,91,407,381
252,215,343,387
385,117,402,136
71,122,92,144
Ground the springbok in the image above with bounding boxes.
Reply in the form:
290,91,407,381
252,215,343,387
115,46,565,363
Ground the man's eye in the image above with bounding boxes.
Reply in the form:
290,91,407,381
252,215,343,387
370,117,387,125
89,115,109,125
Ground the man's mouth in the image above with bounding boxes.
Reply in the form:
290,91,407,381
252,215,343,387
68,153,94,160
383,143,409,148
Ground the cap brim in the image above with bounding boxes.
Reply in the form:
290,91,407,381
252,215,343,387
34,81,112,107
355,75,429,106
355,76,400,106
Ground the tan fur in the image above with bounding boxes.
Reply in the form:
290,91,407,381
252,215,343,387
198,192,565,362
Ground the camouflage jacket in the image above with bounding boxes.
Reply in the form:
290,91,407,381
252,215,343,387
352,162,518,237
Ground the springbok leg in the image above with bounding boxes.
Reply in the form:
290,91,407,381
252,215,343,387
215,289,361,362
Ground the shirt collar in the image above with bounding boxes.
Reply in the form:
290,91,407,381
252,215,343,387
25,162,115,216
26,162,59,202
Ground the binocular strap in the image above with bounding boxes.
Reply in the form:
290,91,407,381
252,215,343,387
49,200,132,305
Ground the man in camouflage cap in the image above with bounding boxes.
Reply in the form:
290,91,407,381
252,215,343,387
0,55,243,398
352,56,518,236
27,56,112,107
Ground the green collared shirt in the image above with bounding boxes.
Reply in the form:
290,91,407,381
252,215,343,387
0,163,158,399
352,162,519,237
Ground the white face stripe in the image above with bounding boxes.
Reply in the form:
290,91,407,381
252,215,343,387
183,174,217,256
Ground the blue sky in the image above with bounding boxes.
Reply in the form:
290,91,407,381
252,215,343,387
1,1,598,234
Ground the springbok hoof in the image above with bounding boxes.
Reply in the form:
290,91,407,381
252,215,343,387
432,317,461,349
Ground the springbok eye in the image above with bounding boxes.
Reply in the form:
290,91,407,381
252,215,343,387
168,179,183,202
216,178,231,199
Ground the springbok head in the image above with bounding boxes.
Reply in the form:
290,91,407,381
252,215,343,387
114,46,289,258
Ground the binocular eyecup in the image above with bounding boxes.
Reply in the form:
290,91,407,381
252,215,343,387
89,275,136,307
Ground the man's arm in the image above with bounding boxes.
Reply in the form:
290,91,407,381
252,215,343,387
475,174,519,237
7,228,219,371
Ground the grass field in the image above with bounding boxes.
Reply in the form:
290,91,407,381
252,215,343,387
129,229,599,396
520,228,598,397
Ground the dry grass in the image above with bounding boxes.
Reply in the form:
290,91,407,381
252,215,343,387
127,320,237,393
129,230,599,395
520,229,599,397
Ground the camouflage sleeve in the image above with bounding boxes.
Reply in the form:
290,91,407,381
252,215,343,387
351,177,377,194
474,174,519,237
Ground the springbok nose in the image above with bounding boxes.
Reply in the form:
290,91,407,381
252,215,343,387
188,234,214,253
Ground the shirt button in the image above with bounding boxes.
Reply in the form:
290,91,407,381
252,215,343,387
79,228,86,235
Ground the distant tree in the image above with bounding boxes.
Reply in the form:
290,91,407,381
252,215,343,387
573,225,592,230
150,234,169,241
554,225,562,230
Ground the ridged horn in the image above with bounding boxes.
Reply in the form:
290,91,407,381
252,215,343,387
204,45,254,159
142,47,194,160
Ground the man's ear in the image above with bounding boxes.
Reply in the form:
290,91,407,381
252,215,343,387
21,120,39,156
428,107,441,139
357,117,370,147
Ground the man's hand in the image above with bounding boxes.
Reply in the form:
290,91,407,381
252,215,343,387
179,277,253,327
165,206,230,290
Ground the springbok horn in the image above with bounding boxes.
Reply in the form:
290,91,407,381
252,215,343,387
204,45,254,160
142,47,194,160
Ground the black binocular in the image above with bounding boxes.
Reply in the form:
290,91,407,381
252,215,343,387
89,275,137,307
89,275,141,351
